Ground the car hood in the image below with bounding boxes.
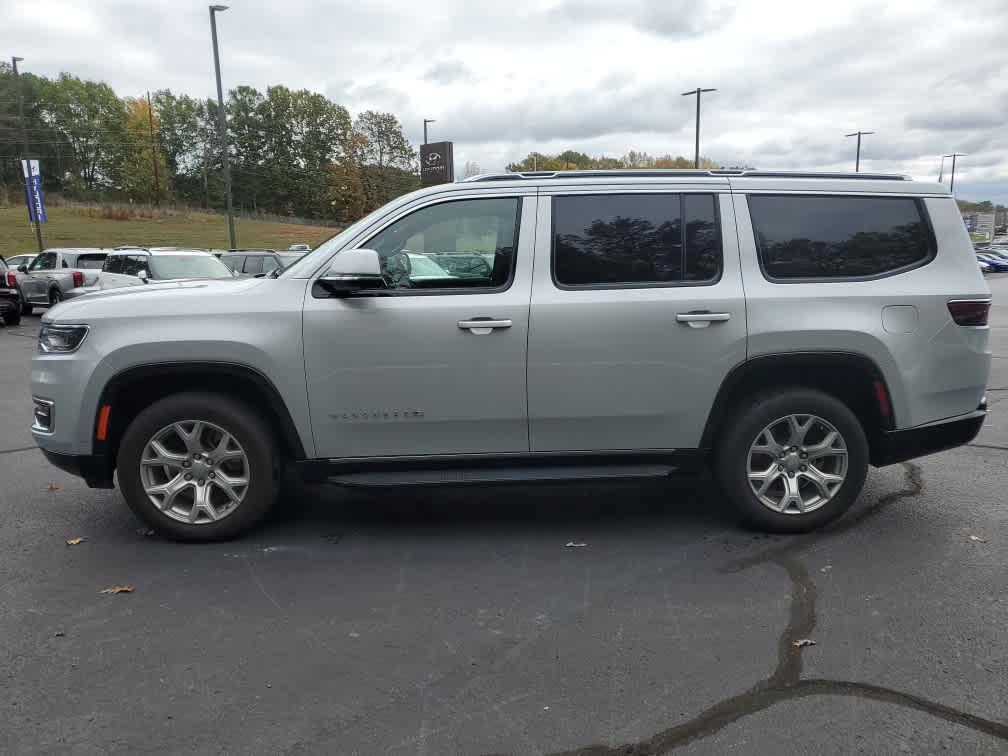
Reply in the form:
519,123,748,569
44,277,273,322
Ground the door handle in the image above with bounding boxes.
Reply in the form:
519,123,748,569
676,311,731,329
458,318,512,335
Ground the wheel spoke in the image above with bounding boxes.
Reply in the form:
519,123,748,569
786,415,815,446
748,463,782,496
142,439,186,468
802,465,844,499
751,430,784,458
806,430,845,460
210,431,243,463
211,475,244,504
781,474,804,512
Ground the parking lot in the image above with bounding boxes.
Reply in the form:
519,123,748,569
1,279,1006,754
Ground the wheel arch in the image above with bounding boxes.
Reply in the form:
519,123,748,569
700,351,896,462
92,362,307,478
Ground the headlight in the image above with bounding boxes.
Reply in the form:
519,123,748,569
38,324,90,353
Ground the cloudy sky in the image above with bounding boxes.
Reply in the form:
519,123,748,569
3,0,1006,202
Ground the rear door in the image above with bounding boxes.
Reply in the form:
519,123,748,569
527,187,747,451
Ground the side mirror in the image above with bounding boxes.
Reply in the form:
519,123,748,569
314,248,384,298
18,265,28,273
138,269,149,283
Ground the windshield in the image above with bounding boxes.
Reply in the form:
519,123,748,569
148,255,235,280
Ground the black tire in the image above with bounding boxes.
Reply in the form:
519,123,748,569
20,299,33,316
716,388,869,533
3,308,21,326
116,392,279,542
49,288,62,306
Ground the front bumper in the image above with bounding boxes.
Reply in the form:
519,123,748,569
40,449,115,489
872,399,987,466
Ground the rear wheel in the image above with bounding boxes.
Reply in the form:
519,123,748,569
49,288,62,307
716,389,869,533
2,308,20,326
19,292,32,316
116,393,278,541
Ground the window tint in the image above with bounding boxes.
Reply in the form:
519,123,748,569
261,256,281,273
364,197,520,291
242,256,263,275
103,255,125,274
121,255,148,277
30,252,57,271
748,195,934,280
553,194,722,287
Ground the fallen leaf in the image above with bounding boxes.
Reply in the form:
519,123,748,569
565,542,588,548
54,631,65,638
543,706,550,711
792,639,817,648
65,537,86,546
968,535,987,543
100,585,134,594
47,483,60,492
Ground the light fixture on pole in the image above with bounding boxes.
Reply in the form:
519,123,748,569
943,153,965,194
11,55,43,253
423,118,436,145
681,87,716,169
209,4,237,249
844,131,874,172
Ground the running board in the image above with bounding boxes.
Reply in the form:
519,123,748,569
327,463,678,487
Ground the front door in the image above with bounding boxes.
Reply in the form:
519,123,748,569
303,193,536,459
23,251,58,302
527,189,747,451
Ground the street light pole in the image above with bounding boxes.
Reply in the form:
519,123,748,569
944,153,965,195
209,5,237,249
12,56,43,254
844,130,874,172
423,118,436,145
937,155,946,183
681,87,716,169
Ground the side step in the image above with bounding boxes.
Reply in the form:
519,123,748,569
327,464,678,487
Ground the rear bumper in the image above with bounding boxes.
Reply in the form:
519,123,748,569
40,449,115,489
872,399,987,466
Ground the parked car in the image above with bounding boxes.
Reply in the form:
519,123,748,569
15,248,107,312
978,259,992,273
4,253,36,270
288,243,311,252
219,249,304,278
0,257,21,325
31,170,990,541
976,252,1008,271
63,247,237,300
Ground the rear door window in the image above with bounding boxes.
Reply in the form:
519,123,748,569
242,256,263,275
747,195,935,280
75,254,107,269
552,193,722,287
103,255,125,274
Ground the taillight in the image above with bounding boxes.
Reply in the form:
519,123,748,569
947,300,990,326
72,270,84,288
5,271,15,288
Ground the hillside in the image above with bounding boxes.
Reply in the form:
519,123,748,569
0,205,339,255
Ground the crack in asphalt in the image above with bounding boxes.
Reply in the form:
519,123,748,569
543,463,1008,755
0,445,38,456
967,442,1008,453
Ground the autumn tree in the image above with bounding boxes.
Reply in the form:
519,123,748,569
116,98,169,204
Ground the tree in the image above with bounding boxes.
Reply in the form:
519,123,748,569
345,111,418,211
116,98,169,204
42,73,126,191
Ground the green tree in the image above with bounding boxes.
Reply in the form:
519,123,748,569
116,98,169,204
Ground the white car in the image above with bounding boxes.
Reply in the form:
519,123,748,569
63,247,236,300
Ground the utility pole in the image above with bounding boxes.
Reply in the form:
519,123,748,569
423,118,436,145
146,91,161,206
845,130,874,172
944,153,965,194
681,88,717,169
937,155,946,183
209,4,237,248
12,56,43,254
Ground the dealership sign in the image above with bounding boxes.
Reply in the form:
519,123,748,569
22,159,47,224
420,141,454,187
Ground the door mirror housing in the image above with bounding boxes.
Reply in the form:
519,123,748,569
138,269,149,283
314,248,385,298
18,265,28,273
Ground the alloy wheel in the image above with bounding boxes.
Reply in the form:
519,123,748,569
746,413,848,514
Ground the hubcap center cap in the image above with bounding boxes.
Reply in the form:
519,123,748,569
191,459,212,478
781,451,802,473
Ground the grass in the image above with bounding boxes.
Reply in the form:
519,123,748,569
0,204,340,255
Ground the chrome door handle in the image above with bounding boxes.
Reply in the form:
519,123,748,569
676,311,731,329
458,318,512,335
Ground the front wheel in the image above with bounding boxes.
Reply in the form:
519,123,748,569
716,389,869,533
2,308,20,326
116,393,278,541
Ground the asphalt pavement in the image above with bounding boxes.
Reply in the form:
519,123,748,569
1,277,1006,755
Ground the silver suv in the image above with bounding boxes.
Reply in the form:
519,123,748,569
30,171,991,541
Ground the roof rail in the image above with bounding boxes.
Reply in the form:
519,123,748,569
462,169,910,182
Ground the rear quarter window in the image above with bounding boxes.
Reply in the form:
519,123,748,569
747,195,935,281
